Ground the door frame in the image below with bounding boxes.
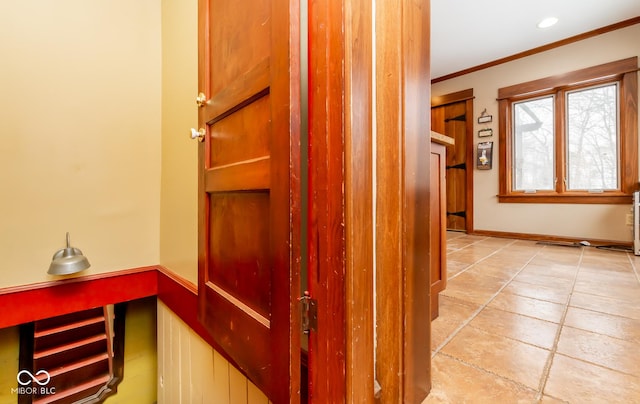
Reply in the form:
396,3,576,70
307,0,431,402
306,0,348,401
306,0,374,401
343,0,375,401
431,89,475,233
374,1,432,403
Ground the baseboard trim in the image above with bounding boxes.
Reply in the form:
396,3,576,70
469,229,633,247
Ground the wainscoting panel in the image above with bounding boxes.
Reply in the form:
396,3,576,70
157,302,269,404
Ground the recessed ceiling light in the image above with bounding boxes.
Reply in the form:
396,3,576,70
537,17,558,29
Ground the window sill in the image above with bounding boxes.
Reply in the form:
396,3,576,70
497,193,632,204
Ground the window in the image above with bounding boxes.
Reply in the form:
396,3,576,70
566,83,619,190
498,57,638,204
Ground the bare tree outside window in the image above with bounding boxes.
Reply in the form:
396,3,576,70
513,96,555,190
497,57,637,204
566,83,619,190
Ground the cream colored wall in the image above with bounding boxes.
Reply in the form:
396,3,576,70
157,302,269,404
432,24,640,242
159,0,199,284
0,0,162,288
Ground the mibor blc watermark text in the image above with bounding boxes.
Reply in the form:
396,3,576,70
11,370,56,396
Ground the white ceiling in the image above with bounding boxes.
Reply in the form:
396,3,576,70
431,0,640,79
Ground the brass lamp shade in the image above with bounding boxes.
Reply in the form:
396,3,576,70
48,232,90,275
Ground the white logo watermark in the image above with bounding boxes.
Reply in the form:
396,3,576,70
11,370,56,396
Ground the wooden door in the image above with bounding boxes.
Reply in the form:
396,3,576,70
196,1,301,402
431,94,474,232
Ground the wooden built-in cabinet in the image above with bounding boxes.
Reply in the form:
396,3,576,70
430,131,454,320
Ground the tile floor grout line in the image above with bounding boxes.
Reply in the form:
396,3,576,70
444,235,491,255
446,238,523,281
534,245,585,402
431,303,483,357
432,242,544,356
436,351,541,395
626,251,640,285
429,236,640,403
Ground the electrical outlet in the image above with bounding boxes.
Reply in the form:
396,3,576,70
626,213,634,226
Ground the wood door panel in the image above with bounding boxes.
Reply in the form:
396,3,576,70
445,97,465,231
198,0,300,400
204,157,270,193
202,59,270,125
208,192,271,317
447,169,466,229
430,146,444,285
208,2,270,98
430,142,447,320
202,287,270,386
431,108,445,134
209,94,270,167
432,100,469,231
445,103,466,167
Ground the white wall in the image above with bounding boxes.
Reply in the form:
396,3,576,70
432,24,640,242
0,0,162,287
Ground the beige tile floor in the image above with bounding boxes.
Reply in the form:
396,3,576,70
424,232,640,403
